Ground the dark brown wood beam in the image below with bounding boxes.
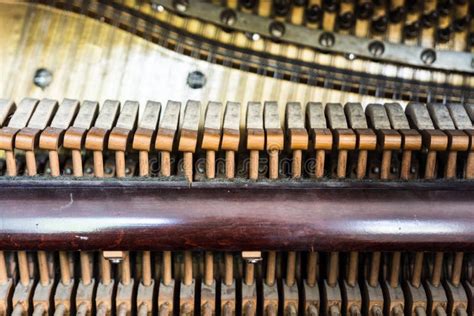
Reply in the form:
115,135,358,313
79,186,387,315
0,178,473,251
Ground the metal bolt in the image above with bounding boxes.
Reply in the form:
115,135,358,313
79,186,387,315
173,0,188,12
246,32,261,41
220,9,237,26
420,49,436,65
319,32,335,47
85,167,93,175
269,21,285,38
151,2,164,12
125,167,131,175
368,41,384,57
372,167,380,174
105,167,113,174
197,162,205,174
64,168,72,175
33,68,53,89
410,166,417,174
187,71,206,89
345,53,356,60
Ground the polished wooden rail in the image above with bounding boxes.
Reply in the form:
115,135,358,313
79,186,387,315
0,178,473,251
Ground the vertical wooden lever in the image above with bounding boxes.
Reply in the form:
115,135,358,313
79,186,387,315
264,251,278,314
307,102,332,178
63,101,99,176
39,99,79,176
221,102,241,179
366,104,401,180
325,103,356,178
0,99,17,179
15,99,58,176
287,102,308,178
447,103,474,179
0,98,37,176
178,101,201,182
385,103,422,180
406,103,448,179
246,102,264,180
158,251,175,315
84,100,120,178
345,103,376,179
428,103,469,179
264,102,283,179
201,102,223,179
108,101,139,177
155,101,181,177
132,101,161,176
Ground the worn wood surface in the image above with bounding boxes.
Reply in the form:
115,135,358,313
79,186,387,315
0,1,392,120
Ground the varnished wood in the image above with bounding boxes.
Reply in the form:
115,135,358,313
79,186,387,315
0,179,473,251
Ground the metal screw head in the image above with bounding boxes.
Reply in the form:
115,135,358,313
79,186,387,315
368,41,385,57
64,168,72,175
105,167,113,175
220,9,237,26
345,53,356,60
197,161,205,174
150,2,164,12
245,32,261,41
85,167,93,175
269,21,285,38
319,32,335,47
420,49,436,65
125,167,131,175
173,0,188,12
187,71,206,89
33,68,53,89
372,166,380,174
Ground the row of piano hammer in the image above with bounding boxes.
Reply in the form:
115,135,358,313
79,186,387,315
0,98,472,180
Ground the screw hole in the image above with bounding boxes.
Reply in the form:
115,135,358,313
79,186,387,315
319,32,335,47
33,68,53,89
187,71,206,89
220,9,237,26
269,21,285,38
368,41,384,57
420,49,436,65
